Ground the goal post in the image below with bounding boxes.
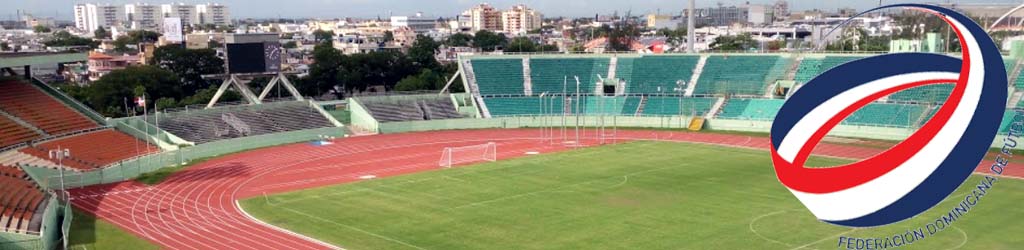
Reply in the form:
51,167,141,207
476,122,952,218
439,142,497,168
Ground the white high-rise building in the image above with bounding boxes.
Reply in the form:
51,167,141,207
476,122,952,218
196,3,231,26
501,4,542,35
74,4,89,31
75,3,230,32
125,3,160,30
161,3,197,26
74,4,123,33
391,12,437,34
462,3,502,32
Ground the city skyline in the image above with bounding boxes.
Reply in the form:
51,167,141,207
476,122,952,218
8,0,1024,21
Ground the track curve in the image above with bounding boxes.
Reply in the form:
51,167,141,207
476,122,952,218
68,129,1023,249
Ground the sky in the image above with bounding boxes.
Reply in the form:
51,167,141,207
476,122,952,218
5,0,1024,20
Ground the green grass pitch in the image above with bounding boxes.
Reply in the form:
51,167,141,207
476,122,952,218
241,141,1024,249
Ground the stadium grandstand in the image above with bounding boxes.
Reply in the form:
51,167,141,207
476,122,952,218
0,164,47,235
450,53,1023,133
0,72,348,247
5,50,1024,249
143,101,338,144
357,96,463,122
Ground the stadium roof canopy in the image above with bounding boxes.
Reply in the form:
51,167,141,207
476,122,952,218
0,52,87,68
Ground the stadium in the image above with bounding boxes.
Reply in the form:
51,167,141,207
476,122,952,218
3,46,1024,250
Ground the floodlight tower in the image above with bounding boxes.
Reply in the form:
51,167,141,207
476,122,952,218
687,0,696,53
48,147,70,193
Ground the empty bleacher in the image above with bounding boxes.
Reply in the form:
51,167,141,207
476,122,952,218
0,80,98,135
420,98,463,120
998,110,1020,134
361,97,463,122
717,98,785,120
0,165,47,234
583,96,627,115
843,103,928,127
18,129,159,170
0,116,42,149
1004,60,1024,89
529,58,609,94
147,101,335,144
793,56,865,84
640,97,717,116
472,59,526,95
693,55,783,96
887,84,954,103
617,55,700,94
485,96,562,116
621,96,642,115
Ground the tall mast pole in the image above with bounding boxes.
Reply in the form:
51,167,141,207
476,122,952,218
687,0,696,53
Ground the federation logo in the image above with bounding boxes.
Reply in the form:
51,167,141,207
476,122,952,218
769,4,1007,227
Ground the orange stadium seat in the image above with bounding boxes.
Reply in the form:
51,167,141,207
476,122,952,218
22,129,160,170
0,165,45,234
0,80,98,135
0,116,42,148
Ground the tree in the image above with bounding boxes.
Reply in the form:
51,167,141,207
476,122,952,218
313,29,335,44
283,41,298,49
155,97,178,110
112,36,133,53
445,33,473,47
85,66,182,117
473,30,507,51
44,31,98,48
303,43,345,97
767,40,786,51
208,40,222,49
0,42,8,51
124,30,161,43
94,27,111,39
825,28,889,52
383,31,395,42
656,27,687,45
33,25,51,33
395,69,444,91
340,50,417,91
178,86,240,107
505,37,538,52
408,35,440,69
607,23,640,51
150,46,225,94
710,34,758,51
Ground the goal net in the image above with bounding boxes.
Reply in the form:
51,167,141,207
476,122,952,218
439,142,497,168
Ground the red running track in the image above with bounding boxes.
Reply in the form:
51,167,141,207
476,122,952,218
69,129,1024,250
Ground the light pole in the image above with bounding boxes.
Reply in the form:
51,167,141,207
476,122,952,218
48,147,70,195
539,92,547,140
676,80,686,128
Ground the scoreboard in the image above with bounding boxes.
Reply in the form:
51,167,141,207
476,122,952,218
225,33,281,74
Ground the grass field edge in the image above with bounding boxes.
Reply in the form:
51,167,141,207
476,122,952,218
235,200,346,250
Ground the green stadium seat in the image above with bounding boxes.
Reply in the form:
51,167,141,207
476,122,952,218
485,97,559,116
793,56,864,84
621,96,642,115
583,96,627,115
616,55,700,94
693,55,784,96
717,98,784,120
843,103,927,127
641,97,716,116
529,58,609,94
999,110,1020,134
888,84,954,103
472,59,525,96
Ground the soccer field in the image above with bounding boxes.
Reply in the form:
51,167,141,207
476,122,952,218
241,141,1024,249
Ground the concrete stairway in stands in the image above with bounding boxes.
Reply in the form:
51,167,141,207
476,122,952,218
685,55,708,97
